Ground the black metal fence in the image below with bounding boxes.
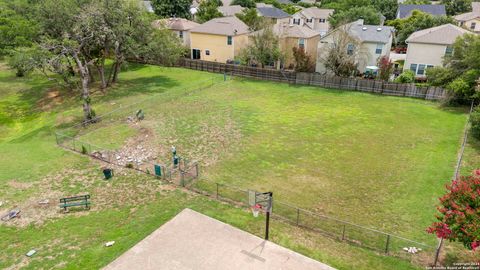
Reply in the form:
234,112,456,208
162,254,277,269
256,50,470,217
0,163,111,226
188,178,439,263
176,58,446,101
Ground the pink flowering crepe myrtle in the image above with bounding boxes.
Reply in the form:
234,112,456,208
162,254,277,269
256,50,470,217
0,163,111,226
427,170,480,251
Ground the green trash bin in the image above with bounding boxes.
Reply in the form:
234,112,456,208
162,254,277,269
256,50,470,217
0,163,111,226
154,165,162,177
103,168,113,179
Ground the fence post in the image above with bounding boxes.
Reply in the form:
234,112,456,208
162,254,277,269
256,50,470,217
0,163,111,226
216,183,219,199
355,79,359,91
385,234,391,254
342,224,346,241
296,208,300,226
380,81,385,94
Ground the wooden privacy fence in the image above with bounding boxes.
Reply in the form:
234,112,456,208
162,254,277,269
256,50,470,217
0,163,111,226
177,58,296,83
177,58,447,101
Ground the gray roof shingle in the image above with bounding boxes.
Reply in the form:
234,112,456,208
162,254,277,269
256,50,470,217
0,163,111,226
397,4,446,18
406,24,471,45
190,16,250,36
347,21,394,43
256,7,290,19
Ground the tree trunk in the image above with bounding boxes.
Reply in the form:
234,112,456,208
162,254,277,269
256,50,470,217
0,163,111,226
112,60,122,84
72,52,93,123
97,57,107,91
107,41,123,86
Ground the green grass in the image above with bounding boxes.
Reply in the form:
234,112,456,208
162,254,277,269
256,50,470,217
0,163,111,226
0,62,476,269
67,65,466,243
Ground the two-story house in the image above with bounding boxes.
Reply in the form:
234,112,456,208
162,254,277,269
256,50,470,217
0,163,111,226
403,24,471,78
290,7,334,36
153,18,199,48
454,2,480,33
273,23,321,68
189,16,250,63
316,20,394,74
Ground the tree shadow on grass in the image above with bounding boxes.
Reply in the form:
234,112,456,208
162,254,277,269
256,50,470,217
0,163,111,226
8,125,53,143
96,75,180,101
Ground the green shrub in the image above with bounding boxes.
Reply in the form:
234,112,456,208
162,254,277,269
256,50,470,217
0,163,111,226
394,70,415,83
470,107,480,139
81,145,88,154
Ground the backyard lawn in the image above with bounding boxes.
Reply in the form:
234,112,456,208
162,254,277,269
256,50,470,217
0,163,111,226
67,64,467,243
0,62,477,269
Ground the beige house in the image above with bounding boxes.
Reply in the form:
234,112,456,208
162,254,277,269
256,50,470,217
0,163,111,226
454,2,480,33
152,18,199,47
189,16,250,63
272,23,320,68
404,24,471,78
290,7,334,37
316,20,394,74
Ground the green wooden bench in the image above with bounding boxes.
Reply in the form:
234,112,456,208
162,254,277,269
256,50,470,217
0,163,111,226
59,195,91,211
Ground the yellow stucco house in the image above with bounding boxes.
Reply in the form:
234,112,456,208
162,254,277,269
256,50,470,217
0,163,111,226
189,16,250,63
272,23,320,69
152,18,199,48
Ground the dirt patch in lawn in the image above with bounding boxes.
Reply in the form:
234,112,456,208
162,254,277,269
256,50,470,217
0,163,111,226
1,162,177,228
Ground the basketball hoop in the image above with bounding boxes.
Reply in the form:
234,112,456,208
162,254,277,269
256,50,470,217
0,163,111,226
251,204,262,218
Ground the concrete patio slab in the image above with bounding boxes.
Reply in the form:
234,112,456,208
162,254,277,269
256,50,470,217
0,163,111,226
103,208,336,270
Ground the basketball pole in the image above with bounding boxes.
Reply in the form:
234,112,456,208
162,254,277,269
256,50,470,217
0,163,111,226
264,192,273,240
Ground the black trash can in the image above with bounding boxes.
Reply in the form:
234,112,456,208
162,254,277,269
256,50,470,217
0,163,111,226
103,168,113,180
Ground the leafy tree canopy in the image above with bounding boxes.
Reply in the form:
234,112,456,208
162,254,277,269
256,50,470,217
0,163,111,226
231,0,256,8
329,6,381,28
151,0,193,19
196,0,223,23
386,10,454,46
236,8,265,31
441,0,472,16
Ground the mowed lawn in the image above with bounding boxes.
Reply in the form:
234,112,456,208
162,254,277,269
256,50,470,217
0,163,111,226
69,64,468,243
0,62,473,269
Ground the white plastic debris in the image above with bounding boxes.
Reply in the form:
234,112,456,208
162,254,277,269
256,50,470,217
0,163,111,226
403,247,420,254
105,241,115,247
26,249,36,257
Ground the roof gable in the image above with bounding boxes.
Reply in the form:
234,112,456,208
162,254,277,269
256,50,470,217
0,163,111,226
153,18,200,31
299,7,334,19
406,24,471,45
190,16,250,36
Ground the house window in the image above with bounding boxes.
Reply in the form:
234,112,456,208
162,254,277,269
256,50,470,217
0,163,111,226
192,49,201,60
410,63,417,73
445,45,454,57
205,50,210,56
319,18,326,23
179,31,184,39
293,18,300,25
417,64,426,75
375,43,383,54
306,18,313,23
460,21,465,26
426,65,434,70
298,39,305,49
347,43,354,55
471,22,477,30
227,36,232,45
